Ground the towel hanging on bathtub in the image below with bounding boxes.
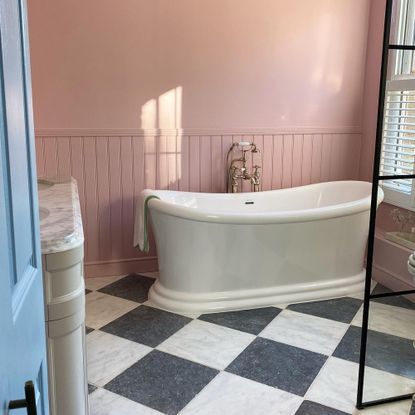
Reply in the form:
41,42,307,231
133,191,160,253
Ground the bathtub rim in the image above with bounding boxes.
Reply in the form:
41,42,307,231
146,181,384,225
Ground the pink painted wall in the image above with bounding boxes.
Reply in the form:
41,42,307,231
28,0,372,276
29,0,370,131
359,0,387,182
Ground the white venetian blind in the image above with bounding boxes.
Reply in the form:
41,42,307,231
380,78,415,195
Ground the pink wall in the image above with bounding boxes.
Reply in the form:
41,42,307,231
29,0,370,131
28,0,372,276
360,0,387,182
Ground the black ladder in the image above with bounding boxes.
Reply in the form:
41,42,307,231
357,0,415,409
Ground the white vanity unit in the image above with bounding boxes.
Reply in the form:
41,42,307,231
38,178,88,415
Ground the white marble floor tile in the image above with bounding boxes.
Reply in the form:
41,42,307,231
351,301,415,339
362,367,415,405
86,291,138,329
353,400,412,415
143,299,201,319
87,330,152,386
89,387,163,415
178,372,302,415
306,357,415,414
157,320,255,370
259,309,349,355
85,275,126,291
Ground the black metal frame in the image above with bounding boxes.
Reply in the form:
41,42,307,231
356,0,415,409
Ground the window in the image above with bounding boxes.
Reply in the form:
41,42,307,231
380,0,415,210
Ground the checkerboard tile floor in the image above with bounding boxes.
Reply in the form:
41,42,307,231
85,274,415,415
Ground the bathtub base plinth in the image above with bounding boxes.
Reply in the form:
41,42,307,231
148,271,366,314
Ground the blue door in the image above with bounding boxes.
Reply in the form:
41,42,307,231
0,0,49,414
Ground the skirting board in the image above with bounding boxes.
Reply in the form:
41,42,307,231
84,256,158,278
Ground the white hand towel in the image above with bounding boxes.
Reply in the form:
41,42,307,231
133,189,160,252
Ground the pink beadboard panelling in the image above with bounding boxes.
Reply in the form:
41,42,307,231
96,137,112,260
167,135,178,191
83,137,99,261
157,135,168,190
310,135,322,184
144,135,156,189
262,135,273,191
120,137,135,259
44,137,58,177
320,134,332,183
178,136,190,191
211,136,223,193
189,136,200,192
292,135,303,188
35,137,45,177
200,136,212,193
69,137,87,258
301,135,313,185
35,131,362,276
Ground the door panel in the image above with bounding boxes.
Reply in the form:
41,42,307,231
2,0,36,285
0,0,48,414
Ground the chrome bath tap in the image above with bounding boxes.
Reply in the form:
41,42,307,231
226,142,261,193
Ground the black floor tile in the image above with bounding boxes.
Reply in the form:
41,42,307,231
85,289,92,295
105,350,218,415
98,274,155,303
371,284,415,310
333,326,415,379
287,297,362,323
198,307,282,335
100,305,192,347
295,401,349,415
88,384,97,394
226,337,327,396
85,326,94,335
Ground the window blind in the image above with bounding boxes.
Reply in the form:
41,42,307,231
380,78,415,195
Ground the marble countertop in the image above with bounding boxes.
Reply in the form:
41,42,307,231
38,177,84,254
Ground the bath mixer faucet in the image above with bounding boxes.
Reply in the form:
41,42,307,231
226,142,261,193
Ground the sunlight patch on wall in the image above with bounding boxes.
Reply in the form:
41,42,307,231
158,86,182,129
141,99,157,129
141,87,183,189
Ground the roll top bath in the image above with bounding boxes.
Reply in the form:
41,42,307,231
134,181,384,314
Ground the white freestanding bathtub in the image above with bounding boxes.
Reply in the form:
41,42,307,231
146,181,383,314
